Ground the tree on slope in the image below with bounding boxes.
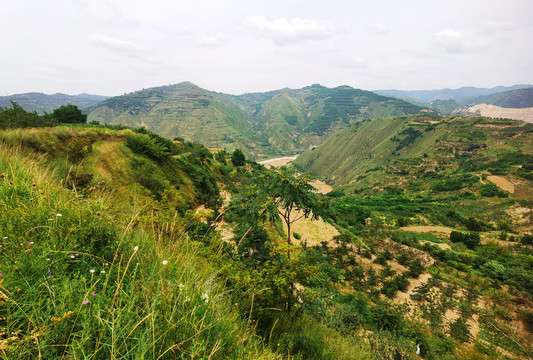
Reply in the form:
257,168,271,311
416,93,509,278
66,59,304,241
52,104,87,124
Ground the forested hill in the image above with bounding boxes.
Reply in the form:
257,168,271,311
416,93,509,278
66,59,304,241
87,82,426,158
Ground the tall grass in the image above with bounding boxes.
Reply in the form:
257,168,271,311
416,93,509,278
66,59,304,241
0,144,279,359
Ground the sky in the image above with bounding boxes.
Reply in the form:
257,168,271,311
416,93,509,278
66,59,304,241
1,0,532,96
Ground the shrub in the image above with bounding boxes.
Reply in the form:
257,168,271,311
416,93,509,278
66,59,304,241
450,231,480,249
230,149,246,166
51,104,87,124
480,183,508,198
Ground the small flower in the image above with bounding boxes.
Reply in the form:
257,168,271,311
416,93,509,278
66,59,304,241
56,213,62,217
202,293,209,303
46,253,50,258
48,270,52,274
83,298,89,305
134,246,139,252
3,236,7,240
0,274,3,278
70,255,75,259
178,283,184,291
89,269,95,273
48,218,54,221
100,270,106,274
162,260,168,265
91,291,97,296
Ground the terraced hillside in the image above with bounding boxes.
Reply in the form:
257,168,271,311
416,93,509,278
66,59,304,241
295,115,533,192
88,82,425,158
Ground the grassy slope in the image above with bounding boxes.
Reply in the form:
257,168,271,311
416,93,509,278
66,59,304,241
0,127,281,359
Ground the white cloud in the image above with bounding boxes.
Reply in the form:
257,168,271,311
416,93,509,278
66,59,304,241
246,16,335,45
368,22,390,35
88,34,142,53
433,28,467,53
198,33,226,47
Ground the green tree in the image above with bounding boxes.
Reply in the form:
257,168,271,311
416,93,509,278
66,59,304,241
51,104,87,124
231,149,246,166
263,167,323,247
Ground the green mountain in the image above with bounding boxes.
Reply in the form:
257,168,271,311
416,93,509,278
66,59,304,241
0,92,109,114
468,87,533,108
88,82,426,158
295,114,533,192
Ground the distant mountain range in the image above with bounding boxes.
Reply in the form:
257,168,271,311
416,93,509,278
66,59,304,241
375,84,533,104
0,93,109,114
87,82,426,158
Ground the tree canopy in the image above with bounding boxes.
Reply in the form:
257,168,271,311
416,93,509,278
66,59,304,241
51,104,87,124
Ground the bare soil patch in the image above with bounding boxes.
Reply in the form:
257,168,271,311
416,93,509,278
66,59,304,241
258,156,297,168
465,104,533,123
310,180,333,194
400,226,454,235
487,175,515,193
419,240,451,250
283,209,340,247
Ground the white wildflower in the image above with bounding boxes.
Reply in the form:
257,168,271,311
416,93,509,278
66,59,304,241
162,260,168,265
133,246,139,252
89,269,95,273
202,293,209,303
56,213,62,217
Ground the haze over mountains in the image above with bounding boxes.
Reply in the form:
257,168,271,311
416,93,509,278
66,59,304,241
0,92,109,114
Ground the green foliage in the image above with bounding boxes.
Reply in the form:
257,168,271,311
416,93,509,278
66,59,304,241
125,128,178,161
449,317,470,343
480,182,508,197
0,102,57,129
51,104,87,124
450,231,480,249
231,148,246,166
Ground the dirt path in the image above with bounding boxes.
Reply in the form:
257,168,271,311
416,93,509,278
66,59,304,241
487,175,515,194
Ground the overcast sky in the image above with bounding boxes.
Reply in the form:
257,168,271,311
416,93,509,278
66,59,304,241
1,0,532,96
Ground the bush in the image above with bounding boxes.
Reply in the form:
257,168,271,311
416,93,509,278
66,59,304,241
450,231,480,249
231,149,246,166
480,183,508,198
51,104,87,124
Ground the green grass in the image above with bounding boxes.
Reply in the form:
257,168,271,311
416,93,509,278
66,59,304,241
0,142,279,359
